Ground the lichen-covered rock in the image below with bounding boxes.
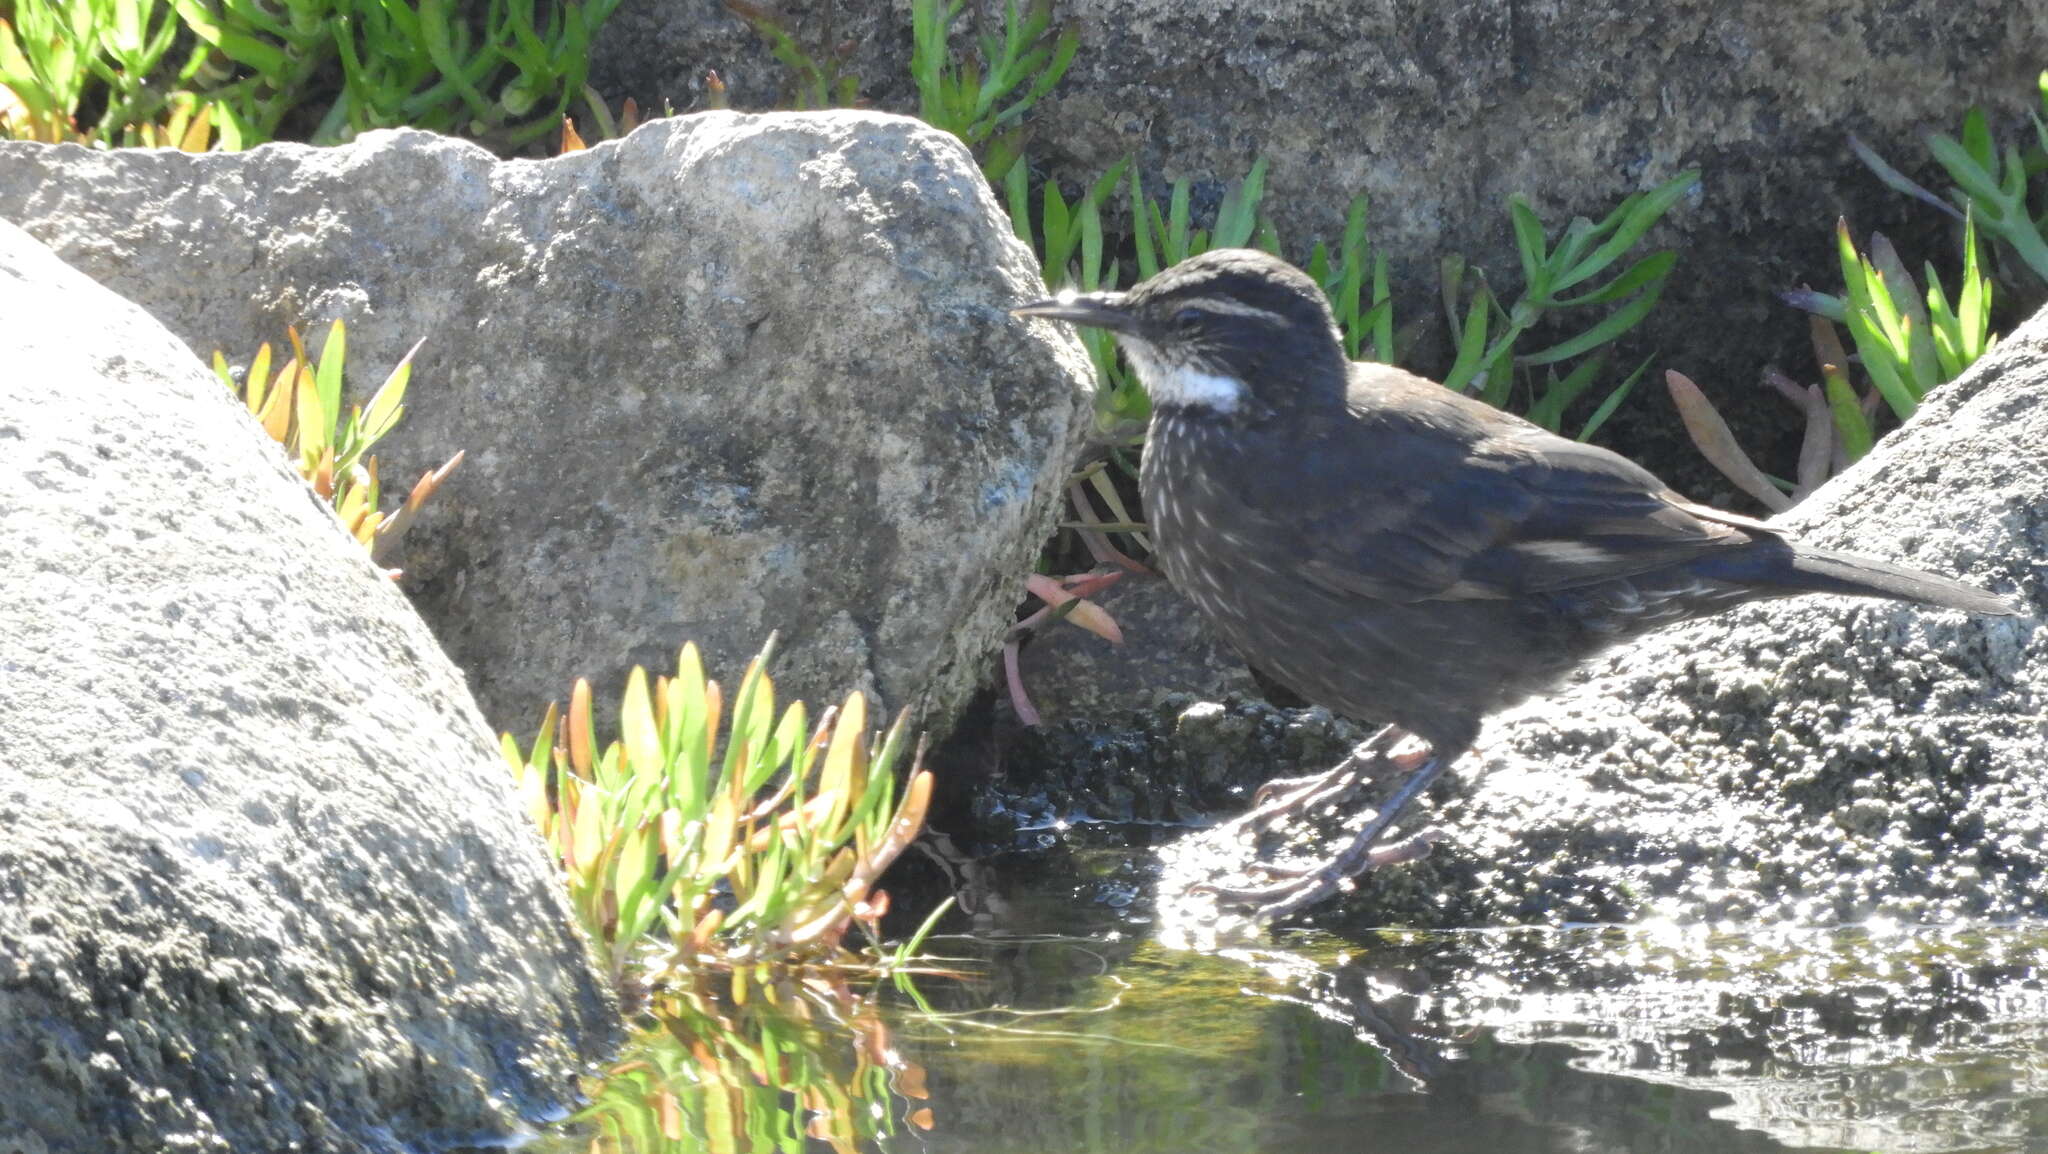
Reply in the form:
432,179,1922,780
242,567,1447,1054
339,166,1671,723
1149,302,2046,937
589,0,2048,491
0,222,615,1152
0,112,1092,738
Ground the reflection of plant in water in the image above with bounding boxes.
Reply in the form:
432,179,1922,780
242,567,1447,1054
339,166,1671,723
540,916,2048,1154
567,975,935,1152
862,936,1413,1154
558,935,1266,1154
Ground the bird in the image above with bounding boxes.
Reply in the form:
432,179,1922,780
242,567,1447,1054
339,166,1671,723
1013,248,2021,922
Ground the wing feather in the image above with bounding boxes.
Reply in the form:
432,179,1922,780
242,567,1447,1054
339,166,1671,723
1241,364,1763,604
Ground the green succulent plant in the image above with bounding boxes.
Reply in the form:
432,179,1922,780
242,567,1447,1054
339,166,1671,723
214,319,460,567
1,0,623,151
503,638,935,986
1673,213,1996,511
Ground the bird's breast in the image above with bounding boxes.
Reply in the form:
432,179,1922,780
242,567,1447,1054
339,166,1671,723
1141,413,1272,613
1139,414,1210,588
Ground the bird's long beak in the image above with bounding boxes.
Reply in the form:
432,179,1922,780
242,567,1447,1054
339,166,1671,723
1011,291,1137,334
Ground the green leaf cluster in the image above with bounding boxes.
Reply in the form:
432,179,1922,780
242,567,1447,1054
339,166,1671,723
911,0,1077,182
1441,170,1698,440
1925,79,2048,286
1302,194,1394,364
1856,71,2048,292
1784,213,1995,465
213,319,460,562
0,0,243,146
1676,213,1998,513
503,638,935,984
1,0,623,150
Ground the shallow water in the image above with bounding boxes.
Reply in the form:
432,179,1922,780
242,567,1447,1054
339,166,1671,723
532,843,2048,1154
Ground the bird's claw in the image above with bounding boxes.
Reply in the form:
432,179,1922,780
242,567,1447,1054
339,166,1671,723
1240,735,1433,835
1242,768,1364,832
1197,828,1445,920
1251,769,1338,809
1194,751,1454,920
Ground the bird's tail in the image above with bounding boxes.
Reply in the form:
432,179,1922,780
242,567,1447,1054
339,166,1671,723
1773,547,2021,616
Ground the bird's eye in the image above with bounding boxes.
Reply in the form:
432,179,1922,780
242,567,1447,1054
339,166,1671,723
1172,306,1206,328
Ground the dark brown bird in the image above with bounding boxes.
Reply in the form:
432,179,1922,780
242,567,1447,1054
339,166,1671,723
1015,248,2019,920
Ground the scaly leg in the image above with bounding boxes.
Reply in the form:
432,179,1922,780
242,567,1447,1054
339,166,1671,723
1197,745,1465,922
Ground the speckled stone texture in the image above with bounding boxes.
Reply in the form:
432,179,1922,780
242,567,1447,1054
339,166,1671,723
0,222,615,1153
587,0,2048,494
1154,301,2045,939
0,112,1094,738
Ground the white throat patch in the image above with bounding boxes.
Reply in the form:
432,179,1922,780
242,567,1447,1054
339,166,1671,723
1119,339,1246,414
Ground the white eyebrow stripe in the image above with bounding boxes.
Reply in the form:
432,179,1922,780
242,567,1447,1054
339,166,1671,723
1175,297,1289,324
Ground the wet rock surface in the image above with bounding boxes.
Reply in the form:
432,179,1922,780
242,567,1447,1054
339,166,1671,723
0,112,1093,737
0,222,615,1153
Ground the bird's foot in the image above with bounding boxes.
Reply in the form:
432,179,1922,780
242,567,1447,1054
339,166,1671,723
1242,728,1431,834
1198,827,1444,922
1242,765,1367,832
1250,767,1348,809
1204,828,1446,919
1196,753,1453,922
1242,827,1444,880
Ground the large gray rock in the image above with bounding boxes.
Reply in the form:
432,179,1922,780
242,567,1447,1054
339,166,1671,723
0,222,614,1151
1151,302,2046,937
0,113,1092,737
590,0,2048,492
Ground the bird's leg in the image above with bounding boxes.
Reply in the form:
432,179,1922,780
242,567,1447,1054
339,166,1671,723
1243,725,1428,833
1196,746,1465,922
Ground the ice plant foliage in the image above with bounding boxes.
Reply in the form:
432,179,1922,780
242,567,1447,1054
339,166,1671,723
214,319,460,565
1441,169,1698,440
0,0,244,147
1678,213,1997,511
911,0,1078,183
502,639,935,984
1856,72,2048,290
0,0,622,151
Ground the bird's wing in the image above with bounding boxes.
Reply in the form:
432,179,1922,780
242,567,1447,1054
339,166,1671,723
1255,369,1764,604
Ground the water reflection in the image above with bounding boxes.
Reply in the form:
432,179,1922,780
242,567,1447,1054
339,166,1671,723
868,934,1812,1154
548,977,934,1152
1314,922,2048,1152
533,910,2048,1153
